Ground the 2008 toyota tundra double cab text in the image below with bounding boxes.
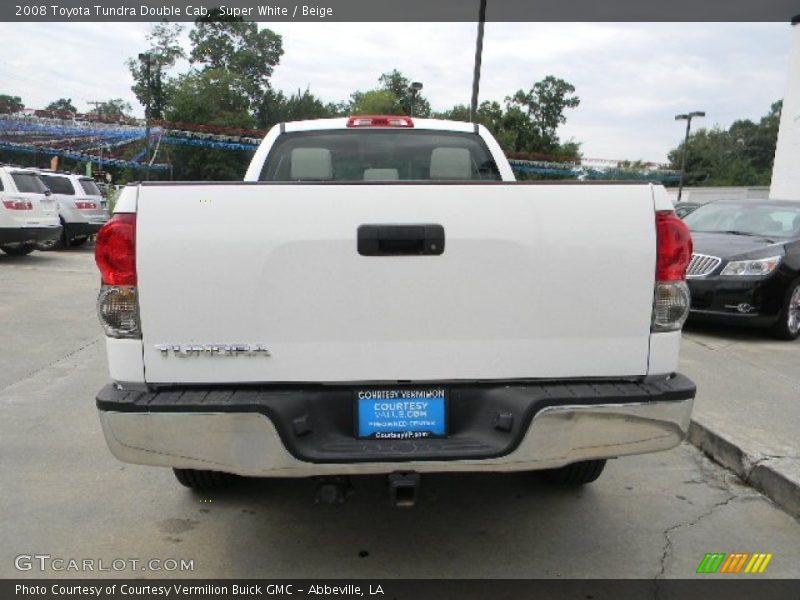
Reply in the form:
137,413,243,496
94,116,696,505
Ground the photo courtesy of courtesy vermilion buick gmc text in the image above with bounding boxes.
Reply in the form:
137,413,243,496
92,116,696,506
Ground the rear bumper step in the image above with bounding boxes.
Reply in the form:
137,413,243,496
96,375,695,476
64,221,104,238
0,226,62,245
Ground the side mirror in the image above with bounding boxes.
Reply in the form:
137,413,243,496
44,189,52,196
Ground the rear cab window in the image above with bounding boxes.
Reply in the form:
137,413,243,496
79,178,101,196
10,172,48,194
40,174,76,195
260,130,502,182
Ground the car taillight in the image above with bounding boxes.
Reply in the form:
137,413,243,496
2,200,33,210
75,201,97,210
652,211,693,332
97,286,140,339
656,211,692,281
95,213,140,339
96,213,136,286
346,115,414,128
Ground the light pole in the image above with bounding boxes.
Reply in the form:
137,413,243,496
408,81,423,116
675,111,705,202
138,52,152,180
470,0,487,122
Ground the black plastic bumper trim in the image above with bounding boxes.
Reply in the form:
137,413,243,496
0,226,62,244
65,222,104,237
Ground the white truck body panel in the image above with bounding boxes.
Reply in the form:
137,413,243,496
135,182,658,384
106,338,145,383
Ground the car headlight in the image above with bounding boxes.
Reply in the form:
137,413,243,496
720,256,782,276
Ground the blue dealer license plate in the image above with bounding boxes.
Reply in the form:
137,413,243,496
355,388,447,439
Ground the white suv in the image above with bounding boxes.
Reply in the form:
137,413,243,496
35,171,109,249
0,166,61,256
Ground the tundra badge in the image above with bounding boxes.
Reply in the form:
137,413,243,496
154,344,271,357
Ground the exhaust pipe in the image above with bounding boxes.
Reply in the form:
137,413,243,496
388,472,420,508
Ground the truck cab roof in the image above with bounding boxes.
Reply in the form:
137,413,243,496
245,116,513,182
282,116,479,134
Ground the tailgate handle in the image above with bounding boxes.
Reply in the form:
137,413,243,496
358,224,445,256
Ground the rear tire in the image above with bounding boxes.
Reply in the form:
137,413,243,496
173,468,235,490
69,236,89,247
1,243,36,256
541,459,606,485
771,280,800,341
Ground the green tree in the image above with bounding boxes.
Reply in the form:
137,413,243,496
556,140,582,161
668,101,781,187
617,160,649,169
325,100,350,116
167,69,253,127
45,98,77,113
125,13,286,180
164,69,255,180
350,90,401,115
256,87,335,129
730,100,782,173
500,104,541,153
189,10,283,107
94,99,132,119
126,22,186,120
0,94,24,114
378,69,431,116
437,100,504,133
349,70,431,116
437,76,582,160
507,76,580,152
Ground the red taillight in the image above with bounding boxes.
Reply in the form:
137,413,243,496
75,201,97,210
655,211,693,281
2,200,33,210
95,213,136,286
346,115,414,128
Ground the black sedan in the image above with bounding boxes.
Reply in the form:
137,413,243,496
682,199,800,340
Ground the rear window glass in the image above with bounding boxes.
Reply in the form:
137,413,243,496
684,202,800,238
11,173,48,194
260,130,502,182
79,178,101,196
40,174,75,195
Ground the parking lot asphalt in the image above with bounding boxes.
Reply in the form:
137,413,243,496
1,247,799,579
681,323,800,518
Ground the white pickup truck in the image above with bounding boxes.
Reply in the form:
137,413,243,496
94,116,696,505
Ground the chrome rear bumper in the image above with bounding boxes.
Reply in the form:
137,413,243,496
98,397,693,477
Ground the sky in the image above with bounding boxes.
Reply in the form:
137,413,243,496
0,21,792,163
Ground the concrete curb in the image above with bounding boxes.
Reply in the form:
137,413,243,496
688,419,800,520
